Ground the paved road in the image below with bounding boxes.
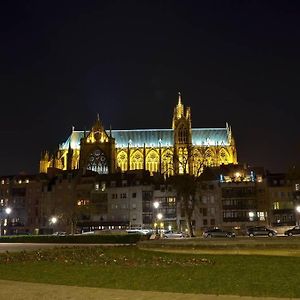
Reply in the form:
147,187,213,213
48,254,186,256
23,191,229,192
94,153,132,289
0,243,126,253
0,280,298,300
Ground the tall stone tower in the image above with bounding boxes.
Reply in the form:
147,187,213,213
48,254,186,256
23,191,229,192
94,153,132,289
172,92,193,174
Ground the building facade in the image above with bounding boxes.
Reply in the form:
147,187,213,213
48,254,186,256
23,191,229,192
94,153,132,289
40,94,238,176
193,165,268,233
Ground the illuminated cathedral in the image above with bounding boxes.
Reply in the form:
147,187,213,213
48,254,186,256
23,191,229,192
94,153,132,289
40,93,238,176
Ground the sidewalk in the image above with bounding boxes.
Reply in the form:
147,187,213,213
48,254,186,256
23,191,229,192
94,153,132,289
0,280,298,300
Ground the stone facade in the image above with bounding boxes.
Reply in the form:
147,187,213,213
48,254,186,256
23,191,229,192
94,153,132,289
40,93,238,176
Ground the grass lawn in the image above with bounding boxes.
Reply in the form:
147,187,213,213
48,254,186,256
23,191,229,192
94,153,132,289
0,246,299,298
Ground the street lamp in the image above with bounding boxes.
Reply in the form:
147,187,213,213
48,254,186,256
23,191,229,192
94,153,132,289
295,206,300,225
157,213,163,237
49,216,58,234
248,211,255,222
50,216,58,224
153,201,160,234
153,201,159,209
0,207,12,237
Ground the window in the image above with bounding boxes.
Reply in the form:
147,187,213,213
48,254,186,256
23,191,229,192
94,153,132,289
178,125,188,143
210,219,215,226
120,193,127,199
203,219,208,225
202,196,207,204
110,181,116,187
203,208,207,217
132,203,136,209
160,185,166,192
132,192,136,198
210,195,215,203
86,148,108,174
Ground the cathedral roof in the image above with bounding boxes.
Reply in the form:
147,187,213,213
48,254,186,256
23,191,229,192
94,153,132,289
60,128,230,150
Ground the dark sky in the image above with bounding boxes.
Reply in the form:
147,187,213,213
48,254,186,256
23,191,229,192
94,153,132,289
1,0,300,175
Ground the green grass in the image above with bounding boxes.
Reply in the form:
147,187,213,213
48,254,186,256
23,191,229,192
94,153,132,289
0,246,299,298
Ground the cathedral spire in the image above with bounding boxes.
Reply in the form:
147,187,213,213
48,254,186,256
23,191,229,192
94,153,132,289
178,92,182,105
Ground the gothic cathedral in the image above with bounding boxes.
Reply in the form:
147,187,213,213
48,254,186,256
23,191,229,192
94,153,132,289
40,93,238,175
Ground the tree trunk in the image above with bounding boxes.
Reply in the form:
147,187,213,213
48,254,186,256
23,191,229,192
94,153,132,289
184,207,194,237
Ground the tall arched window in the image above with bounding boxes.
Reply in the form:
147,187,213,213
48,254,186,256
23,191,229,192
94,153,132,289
178,125,188,143
131,150,143,170
86,149,108,174
117,151,128,171
146,150,159,174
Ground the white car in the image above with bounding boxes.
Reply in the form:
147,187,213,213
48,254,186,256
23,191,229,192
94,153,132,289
163,231,185,238
126,228,152,235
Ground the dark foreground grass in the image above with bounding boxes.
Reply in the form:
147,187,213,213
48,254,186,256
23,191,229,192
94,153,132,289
0,246,299,298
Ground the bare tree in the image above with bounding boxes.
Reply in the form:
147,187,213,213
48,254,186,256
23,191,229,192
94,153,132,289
165,145,208,237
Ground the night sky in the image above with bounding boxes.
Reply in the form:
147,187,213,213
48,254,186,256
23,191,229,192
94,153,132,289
1,1,300,175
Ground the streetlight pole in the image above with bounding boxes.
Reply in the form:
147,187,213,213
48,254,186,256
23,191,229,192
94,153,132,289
157,213,163,238
0,207,12,237
295,206,300,226
153,201,160,235
50,216,58,234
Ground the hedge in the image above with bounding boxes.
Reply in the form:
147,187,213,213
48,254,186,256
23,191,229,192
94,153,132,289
0,234,148,244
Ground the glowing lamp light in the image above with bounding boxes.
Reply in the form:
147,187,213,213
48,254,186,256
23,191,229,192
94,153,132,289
157,213,163,220
235,172,241,178
50,217,58,224
296,206,300,213
248,211,255,218
153,201,159,209
5,207,12,215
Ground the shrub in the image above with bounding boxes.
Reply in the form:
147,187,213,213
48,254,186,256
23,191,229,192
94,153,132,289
0,234,147,244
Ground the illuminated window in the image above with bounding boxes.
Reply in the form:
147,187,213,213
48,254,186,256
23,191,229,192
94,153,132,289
273,201,279,209
257,176,263,183
77,199,89,206
178,125,188,143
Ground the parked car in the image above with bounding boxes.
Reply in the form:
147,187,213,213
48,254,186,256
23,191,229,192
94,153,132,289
203,228,235,238
52,232,67,236
163,231,185,238
126,228,152,235
284,226,300,236
247,226,277,237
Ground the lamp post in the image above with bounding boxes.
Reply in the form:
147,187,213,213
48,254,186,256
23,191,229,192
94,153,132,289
50,216,58,234
157,213,163,238
153,201,160,234
295,206,300,226
0,207,12,237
